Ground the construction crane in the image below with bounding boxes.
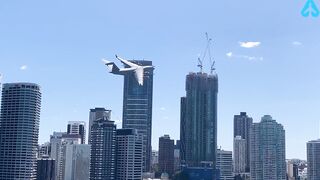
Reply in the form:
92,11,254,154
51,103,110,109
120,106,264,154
198,32,215,74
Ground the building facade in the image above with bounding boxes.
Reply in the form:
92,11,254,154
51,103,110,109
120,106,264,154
122,60,154,172
50,132,66,180
307,139,320,180
180,72,218,169
88,107,111,144
287,160,299,180
38,142,51,158
233,136,246,175
250,115,286,180
174,140,181,172
116,129,143,180
37,156,56,180
0,83,41,179
217,149,233,180
233,112,252,172
90,117,116,179
64,144,90,180
180,97,186,164
67,121,86,144
158,135,175,177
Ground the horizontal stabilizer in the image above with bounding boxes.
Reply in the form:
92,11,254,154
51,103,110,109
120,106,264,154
102,59,120,73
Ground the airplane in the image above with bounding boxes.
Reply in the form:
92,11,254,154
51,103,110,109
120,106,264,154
102,55,154,86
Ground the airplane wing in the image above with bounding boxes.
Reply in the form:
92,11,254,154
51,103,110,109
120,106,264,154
135,67,144,86
115,55,139,68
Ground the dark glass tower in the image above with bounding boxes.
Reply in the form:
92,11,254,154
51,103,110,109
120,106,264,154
0,83,41,179
37,156,56,180
180,72,218,169
89,117,116,179
122,60,153,172
158,135,175,177
233,112,252,172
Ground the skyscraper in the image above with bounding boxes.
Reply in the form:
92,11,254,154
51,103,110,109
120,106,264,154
158,135,175,177
180,72,218,169
67,121,86,144
250,115,286,180
216,149,233,180
105,58,154,172
116,129,143,180
88,108,111,144
0,83,41,179
307,139,320,180
90,117,116,179
233,136,246,175
122,60,154,172
233,112,252,172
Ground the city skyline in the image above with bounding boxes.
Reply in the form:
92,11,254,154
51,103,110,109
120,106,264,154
1,0,320,161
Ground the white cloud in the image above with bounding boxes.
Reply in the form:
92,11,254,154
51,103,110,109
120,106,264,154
20,65,28,70
226,52,263,61
239,41,261,48
160,107,166,111
226,52,233,57
292,41,302,46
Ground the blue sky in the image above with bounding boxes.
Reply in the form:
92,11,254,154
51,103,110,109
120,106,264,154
1,0,320,159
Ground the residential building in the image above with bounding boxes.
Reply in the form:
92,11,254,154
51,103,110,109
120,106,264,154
250,115,286,180
0,83,41,179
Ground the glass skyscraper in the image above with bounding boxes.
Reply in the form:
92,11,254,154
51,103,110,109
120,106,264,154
122,60,153,172
0,83,41,179
250,115,286,180
180,72,218,169
307,139,320,180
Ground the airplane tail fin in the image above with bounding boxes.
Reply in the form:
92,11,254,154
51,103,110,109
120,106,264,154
102,59,120,73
